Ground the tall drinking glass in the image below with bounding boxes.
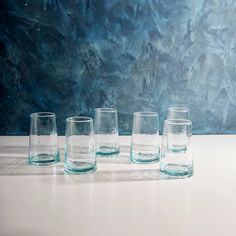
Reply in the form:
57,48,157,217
64,116,96,174
160,119,193,177
130,112,160,163
94,108,119,156
28,112,60,165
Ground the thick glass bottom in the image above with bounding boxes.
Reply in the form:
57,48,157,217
130,152,160,164
28,153,60,166
96,146,119,157
64,161,97,174
160,163,193,178
168,145,187,153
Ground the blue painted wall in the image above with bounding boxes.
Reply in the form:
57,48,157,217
0,0,236,135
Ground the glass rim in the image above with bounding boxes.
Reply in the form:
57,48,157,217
95,108,117,113
66,116,93,123
168,107,190,113
133,111,158,117
165,119,192,125
31,112,55,118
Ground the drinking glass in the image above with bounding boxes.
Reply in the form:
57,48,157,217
130,112,160,163
64,117,96,174
160,119,193,177
94,108,119,156
167,107,190,120
28,112,60,165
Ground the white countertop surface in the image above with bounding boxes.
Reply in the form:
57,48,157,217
0,135,236,236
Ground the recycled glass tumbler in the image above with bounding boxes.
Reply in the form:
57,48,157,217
64,116,96,174
130,112,160,164
160,119,193,177
167,107,190,120
94,108,119,156
28,112,60,165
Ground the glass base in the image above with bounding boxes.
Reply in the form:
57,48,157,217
96,146,119,157
64,161,97,174
160,163,193,178
130,152,160,164
169,145,187,153
28,153,60,166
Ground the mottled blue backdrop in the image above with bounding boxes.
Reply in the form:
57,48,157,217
1,0,236,135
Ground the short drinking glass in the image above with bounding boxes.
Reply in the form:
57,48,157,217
130,112,160,163
160,119,193,177
94,108,119,156
64,117,96,174
28,112,60,165
167,107,190,120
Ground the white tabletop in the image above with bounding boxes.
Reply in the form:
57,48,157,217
0,135,236,236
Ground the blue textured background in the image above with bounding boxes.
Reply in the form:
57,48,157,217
1,0,236,135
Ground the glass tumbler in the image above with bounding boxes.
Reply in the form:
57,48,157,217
160,119,193,177
28,112,60,165
94,108,119,156
64,117,96,174
167,107,190,120
130,112,160,164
